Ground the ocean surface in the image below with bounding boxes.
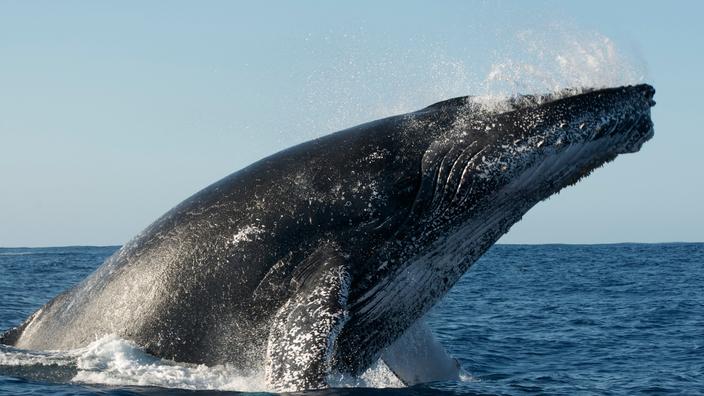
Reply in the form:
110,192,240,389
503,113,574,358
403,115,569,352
0,244,702,395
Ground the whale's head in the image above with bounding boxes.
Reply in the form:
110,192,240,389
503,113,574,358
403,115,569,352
360,84,655,316
404,84,656,240
478,84,652,198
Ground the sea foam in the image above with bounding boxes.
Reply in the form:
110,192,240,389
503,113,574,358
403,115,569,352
1,335,404,392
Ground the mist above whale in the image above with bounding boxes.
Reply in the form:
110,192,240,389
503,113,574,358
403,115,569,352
1,84,655,391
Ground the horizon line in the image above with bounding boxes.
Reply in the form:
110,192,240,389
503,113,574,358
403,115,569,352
1,241,702,250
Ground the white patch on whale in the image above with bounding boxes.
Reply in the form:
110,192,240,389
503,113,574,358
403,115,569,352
230,225,264,245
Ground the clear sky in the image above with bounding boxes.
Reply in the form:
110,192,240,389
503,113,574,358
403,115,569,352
1,1,702,247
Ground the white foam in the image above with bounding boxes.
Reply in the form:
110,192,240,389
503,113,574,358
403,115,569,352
328,359,405,389
2,335,409,391
72,335,268,391
0,345,74,366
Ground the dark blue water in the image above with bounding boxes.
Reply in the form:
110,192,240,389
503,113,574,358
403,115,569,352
1,244,702,395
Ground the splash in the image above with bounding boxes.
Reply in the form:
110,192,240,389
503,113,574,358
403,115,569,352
0,346,74,367
328,360,405,389
0,335,404,391
299,25,647,135
71,335,267,391
479,27,646,99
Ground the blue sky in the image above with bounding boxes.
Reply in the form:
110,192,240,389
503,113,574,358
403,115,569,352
1,1,702,247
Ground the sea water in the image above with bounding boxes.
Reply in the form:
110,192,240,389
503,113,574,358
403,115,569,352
1,244,702,395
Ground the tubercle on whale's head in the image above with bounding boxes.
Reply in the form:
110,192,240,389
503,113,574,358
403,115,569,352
392,84,656,253
420,84,656,209
488,84,656,193
352,85,656,278
515,84,656,154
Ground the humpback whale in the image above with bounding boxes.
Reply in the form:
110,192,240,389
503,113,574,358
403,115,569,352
1,84,656,391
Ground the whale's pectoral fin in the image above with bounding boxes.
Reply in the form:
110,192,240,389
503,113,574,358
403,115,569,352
381,319,462,385
265,244,350,391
